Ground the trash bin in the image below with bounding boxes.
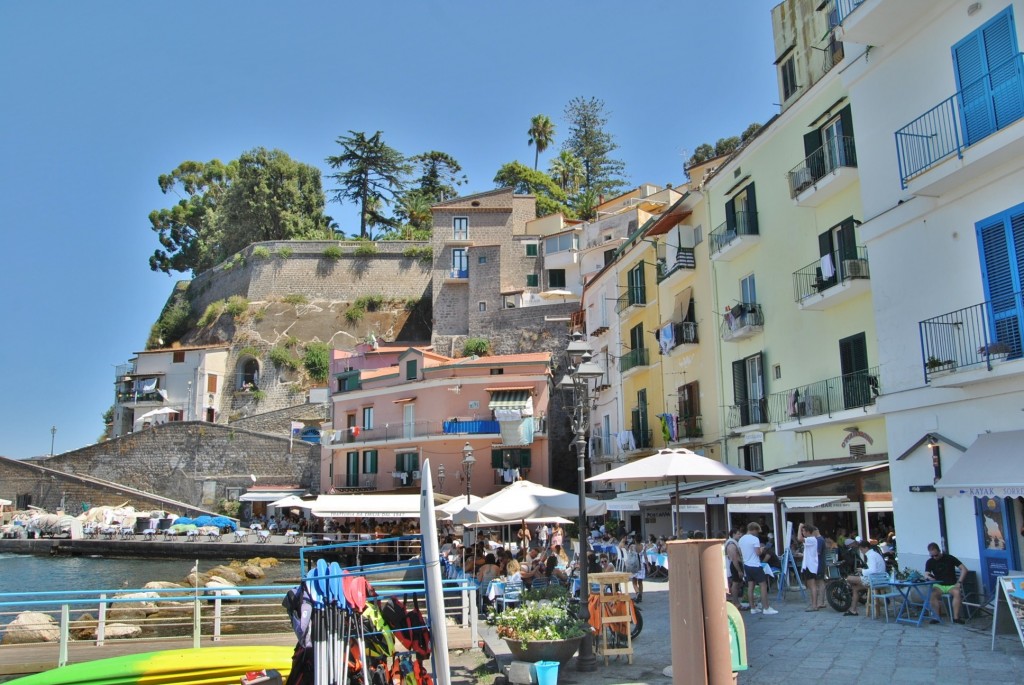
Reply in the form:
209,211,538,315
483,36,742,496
534,660,559,685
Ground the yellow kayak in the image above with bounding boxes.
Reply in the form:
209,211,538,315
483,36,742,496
5,646,293,685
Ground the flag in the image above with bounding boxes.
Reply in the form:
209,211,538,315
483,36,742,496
291,421,304,435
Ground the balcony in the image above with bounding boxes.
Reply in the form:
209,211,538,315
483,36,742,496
615,289,646,315
444,267,469,282
919,292,1024,385
834,0,957,48
619,348,650,374
627,428,654,451
656,248,697,282
326,418,507,446
793,247,871,310
115,390,166,405
788,136,858,206
709,211,759,261
727,400,769,432
768,367,880,427
720,303,764,342
445,231,472,246
333,475,378,490
674,415,703,443
896,53,1024,191
663,321,699,351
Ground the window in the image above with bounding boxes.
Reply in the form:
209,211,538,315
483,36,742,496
977,202,1024,354
732,352,766,426
490,448,532,469
693,225,703,246
346,451,360,487
172,350,185,364
726,184,758,237
526,243,538,256
207,374,218,393
773,364,782,380
818,218,858,288
526,274,539,287
741,274,757,305
627,264,646,306
629,323,645,352
478,301,486,312
490,368,504,375
362,450,378,474
740,443,764,472
839,332,872,409
604,249,616,267
953,7,1021,146
338,371,360,392
544,233,576,254
677,381,701,438
396,452,419,473
630,389,651,448
405,360,418,380
453,217,468,240
781,57,797,100
451,248,468,277
547,269,566,288
362,406,374,430
478,255,487,264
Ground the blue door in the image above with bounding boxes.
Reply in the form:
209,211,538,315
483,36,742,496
953,7,1022,146
975,497,1020,593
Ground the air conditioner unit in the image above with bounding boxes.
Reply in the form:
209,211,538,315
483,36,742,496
843,259,870,278
412,470,421,479
790,167,813,195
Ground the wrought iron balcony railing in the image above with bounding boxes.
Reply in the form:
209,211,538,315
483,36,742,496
727,399,769,431
709,210,758,256
792,246,870,302
326,418,508,445
787,136,858,198
615,288,647,315
656,248,697,281
767,366,880,422
619,348,650,373
720,303,764,342
919,291,1023,381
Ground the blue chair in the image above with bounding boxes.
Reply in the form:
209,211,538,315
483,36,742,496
497,579,523,612
531,575,550,590
866,572,901,622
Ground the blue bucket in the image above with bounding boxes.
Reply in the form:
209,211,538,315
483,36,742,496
534,660,559,685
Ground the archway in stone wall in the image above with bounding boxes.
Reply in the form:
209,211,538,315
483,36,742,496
237,357,260,390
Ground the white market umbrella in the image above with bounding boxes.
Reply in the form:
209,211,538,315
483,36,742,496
452,479,606,525
134,407,179,424
0,499,11,506
587,447,762,537
435,494,482,520
269,495,313,509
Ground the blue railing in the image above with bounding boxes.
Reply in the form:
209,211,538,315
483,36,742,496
447,267,468,279
896,52,1024,187
442,419,500,434
833,0,865,25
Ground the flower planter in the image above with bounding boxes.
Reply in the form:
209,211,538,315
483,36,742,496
928,362,956,378
502,637,583,665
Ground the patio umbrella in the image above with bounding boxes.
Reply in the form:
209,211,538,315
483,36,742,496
435,494,482,520
586,447,763,537
134,407,179,424
452,479,606,525
269,495,314,509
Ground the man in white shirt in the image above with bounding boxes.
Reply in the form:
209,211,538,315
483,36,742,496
537,523,549,549
738,522,778,615
845,538,887,615
798,524,824,611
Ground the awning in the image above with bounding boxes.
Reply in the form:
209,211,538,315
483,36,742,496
311,494,422,518
779,495,849,510
673,286,693,323
239,490,303,502
392,397,416,404
935,430,1024,497
488,390,531,409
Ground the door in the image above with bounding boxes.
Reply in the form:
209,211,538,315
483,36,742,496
839,333,870,409
679,381,701,438
976,496,1020,593
822,115,844,173
954,7,1022,146
632,389,650,448
403,403,415,439
451,249,468,277
346,452,360,488
746,355,765,423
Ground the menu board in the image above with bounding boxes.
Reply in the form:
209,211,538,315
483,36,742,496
994,576,1024,650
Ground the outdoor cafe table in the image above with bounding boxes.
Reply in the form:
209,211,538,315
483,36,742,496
891,579,940,626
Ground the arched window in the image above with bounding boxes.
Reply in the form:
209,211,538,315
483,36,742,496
238,358,260,390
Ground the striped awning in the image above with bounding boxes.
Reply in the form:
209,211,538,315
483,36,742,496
488,390,531,410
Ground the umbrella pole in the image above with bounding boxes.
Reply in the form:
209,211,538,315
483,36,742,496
673,478,680,538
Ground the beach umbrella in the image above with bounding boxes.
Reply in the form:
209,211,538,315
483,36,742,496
434,494,482,520
269,494,314,509
452,479,606,525
586,447,762,537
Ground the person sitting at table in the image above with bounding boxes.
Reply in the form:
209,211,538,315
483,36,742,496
552,544,570,568
598,554,616,573
476,553,502,588
844,538,886,616
540,555,568,585
925,542,969,624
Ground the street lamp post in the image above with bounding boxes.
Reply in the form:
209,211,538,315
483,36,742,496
437,463,447,492
462,442,475,500
50,425,57,457
560,331,604,673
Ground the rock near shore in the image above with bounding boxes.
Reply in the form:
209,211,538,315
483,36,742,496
1,611,59,644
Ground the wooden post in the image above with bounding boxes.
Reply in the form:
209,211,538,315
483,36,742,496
668,541,707,684
697,540,733,685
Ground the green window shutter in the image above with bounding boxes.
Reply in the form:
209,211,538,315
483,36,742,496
526,274,539,287
491,450,503,468
362,450,378,474
518,449,532,468
526,244,538,256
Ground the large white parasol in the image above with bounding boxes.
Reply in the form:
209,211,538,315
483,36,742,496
452,479,606,525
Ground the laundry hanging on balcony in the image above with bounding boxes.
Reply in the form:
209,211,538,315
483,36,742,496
659,322,675,355
488,388,535,445
820,254,835,280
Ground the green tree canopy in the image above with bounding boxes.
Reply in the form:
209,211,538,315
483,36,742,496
391,189,434,239
548,150,585,195
409,150,466,203
493,161,574,218
561,97,627,197
148,150,327,275
326,131,410,239
686,122,763,169
528,114,556,171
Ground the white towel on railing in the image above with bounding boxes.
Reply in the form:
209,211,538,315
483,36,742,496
820,254,835,280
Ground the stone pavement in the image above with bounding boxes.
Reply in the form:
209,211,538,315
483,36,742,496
476,579,1024,685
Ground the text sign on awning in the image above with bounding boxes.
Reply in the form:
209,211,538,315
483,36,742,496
909,485,936,493
605,500,641,512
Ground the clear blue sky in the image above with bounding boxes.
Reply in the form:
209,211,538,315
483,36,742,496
0,1,781,459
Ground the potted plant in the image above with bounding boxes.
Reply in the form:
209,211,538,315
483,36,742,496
977,342,1011,362
490,590,589,664
926,355,956,376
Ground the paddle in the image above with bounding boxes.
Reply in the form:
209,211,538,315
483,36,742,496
315,559,332,685
342,571,371,685
329,562,346,685
305,564,324,685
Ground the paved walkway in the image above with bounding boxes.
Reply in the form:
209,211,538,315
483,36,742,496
479,579,1024,684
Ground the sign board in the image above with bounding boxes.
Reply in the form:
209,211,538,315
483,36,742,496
909,485,936,493
743,432,764,444
672,504,707,513
993,575,1024,651
707,496,726,505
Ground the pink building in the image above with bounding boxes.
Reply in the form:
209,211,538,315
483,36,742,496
320,348,552,498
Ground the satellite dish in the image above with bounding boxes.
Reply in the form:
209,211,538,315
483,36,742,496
250,474,257,483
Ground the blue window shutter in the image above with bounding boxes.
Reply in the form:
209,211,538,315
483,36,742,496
955,31,995,144
954,7,1021,145
983,9,1024,128
977,206,1024,355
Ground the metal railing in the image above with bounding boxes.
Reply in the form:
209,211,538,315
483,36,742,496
446,267,469,279
767,366,880,422
657,248,697,281
709,210,758,256
615,288,647,315
619,348,650,373
787,136,857,198
115,390,167,404
678,415,703,440
896,53,1024,187
833,0,865,25
325,418,509,446
629,428,654,450
720,303,764,342
919,292,1023,382
727,399,769,430
793,246,870,302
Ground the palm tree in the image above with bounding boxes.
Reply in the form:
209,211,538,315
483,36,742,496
528,115,556,170
549,150,585,195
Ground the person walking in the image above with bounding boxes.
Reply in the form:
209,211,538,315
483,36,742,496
739,522,777,615
798,524,824,611
537,522,549,549
517,520,532,550
550,523,564,550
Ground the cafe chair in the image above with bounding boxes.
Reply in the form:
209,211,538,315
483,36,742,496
943,569,980,621
497,579,523,612
866,572,900,622
531,575,551,591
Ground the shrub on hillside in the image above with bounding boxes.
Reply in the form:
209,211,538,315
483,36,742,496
322,245,343,260
303,342,331,382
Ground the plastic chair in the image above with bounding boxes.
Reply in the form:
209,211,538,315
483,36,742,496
866,572,900,622
497,579,523,612
531,575,551,590
942,568,972,619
